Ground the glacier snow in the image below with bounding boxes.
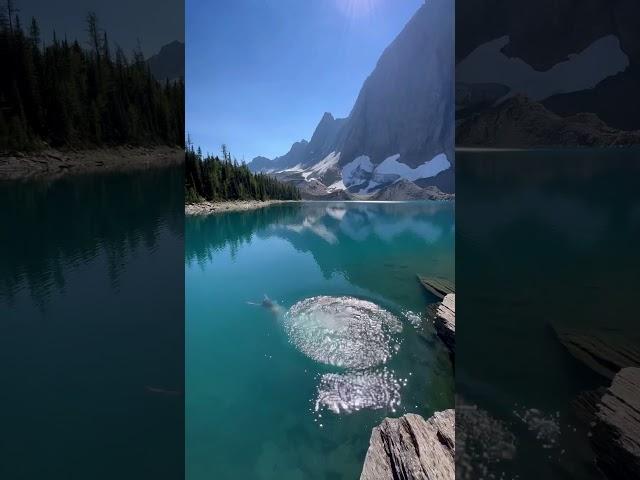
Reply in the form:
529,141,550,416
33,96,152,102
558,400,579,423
341,155,375,188
374,153,450,181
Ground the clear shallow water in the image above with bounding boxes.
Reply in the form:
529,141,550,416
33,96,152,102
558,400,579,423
185,201,455,480
0,167,184,479
457,151,640,479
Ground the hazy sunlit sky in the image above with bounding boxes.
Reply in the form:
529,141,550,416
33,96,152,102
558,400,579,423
187,0,423,162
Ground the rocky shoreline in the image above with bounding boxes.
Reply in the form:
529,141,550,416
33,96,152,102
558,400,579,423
592,367,640,478
0,145,184,181
185,197,454,215
360,410,455,480
552,326,640,477
185,199,299,215
434,293,456,356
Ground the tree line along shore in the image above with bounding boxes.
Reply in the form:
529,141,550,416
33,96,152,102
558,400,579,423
0,6,184,153
185,143,301,205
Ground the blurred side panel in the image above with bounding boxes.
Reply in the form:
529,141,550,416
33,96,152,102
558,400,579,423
0,0,184,478
456,1,640,478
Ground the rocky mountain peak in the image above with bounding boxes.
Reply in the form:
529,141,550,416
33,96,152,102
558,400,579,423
248,0,454,198
147,40,184,82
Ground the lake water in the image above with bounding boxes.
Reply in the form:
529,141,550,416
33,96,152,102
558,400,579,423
0,167,184,479
456,151,640,479
185,201,455,480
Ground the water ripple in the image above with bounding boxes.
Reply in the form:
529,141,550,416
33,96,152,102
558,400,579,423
283,296,403,369
314,368,402,414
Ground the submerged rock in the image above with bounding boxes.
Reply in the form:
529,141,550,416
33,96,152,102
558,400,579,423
360,410,455,480
591,367,640,479
435,294,455,355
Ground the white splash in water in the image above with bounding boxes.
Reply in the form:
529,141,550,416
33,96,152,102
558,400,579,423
403,310,423,329
314,368,401,414
513,406,561,449
457,402,517,480
283,296,402,369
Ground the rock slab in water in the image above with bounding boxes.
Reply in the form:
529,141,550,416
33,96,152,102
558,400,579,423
360,410,455,480
554,327,640,379
591,367,640,479
435,294,455,354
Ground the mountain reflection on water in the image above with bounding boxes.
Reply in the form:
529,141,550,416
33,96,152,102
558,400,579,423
0,166,184,479
186,201,454,306
0,167,183,307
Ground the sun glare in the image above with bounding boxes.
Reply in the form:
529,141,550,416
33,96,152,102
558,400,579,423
335,0,380,18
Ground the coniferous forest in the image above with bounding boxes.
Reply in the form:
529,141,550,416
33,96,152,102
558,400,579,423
0,2,184,151
185,144,301,203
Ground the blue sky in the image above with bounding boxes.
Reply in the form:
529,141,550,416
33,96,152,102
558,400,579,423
186,0,423,162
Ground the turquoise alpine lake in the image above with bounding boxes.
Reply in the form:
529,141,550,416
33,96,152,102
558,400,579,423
0,167,184,479
186,201,455,480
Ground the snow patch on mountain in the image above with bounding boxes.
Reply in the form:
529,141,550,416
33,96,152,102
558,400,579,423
297,152,340,183
309,151,340,176
457,35,628,102
360,180,383,194
375,153,450,181
282,163,304,172
327,180,346,192
341,155,375,188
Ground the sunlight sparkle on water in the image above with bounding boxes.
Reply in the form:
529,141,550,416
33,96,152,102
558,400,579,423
283,296,403,369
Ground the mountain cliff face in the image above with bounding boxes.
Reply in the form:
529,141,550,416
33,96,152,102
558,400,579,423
248,0,454,198
148,41,184,82
340,0,454,170
306,113,346,166
371,179,454,201
248,141,309,173
455,0,640,145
